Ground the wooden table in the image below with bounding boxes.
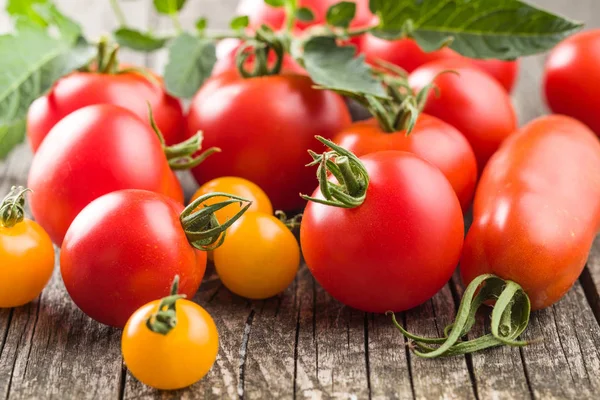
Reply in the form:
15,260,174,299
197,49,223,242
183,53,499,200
2,1,600,398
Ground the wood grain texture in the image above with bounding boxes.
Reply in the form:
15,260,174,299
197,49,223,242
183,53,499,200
2,0,600,399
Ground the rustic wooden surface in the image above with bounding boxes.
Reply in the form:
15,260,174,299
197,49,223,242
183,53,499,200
2,0,600,399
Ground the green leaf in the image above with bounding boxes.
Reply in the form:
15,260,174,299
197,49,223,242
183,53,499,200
164,33,216,99
369,0,584,59
326,2,356,28
0,23,94,159
6,0,48,26
153,0,186,14
296,7,315,22
302,36,386,98
195,17,207,33
113,28,168,52
230,15,249,30
264,0,286,7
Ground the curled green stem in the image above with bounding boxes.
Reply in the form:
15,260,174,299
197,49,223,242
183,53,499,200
0,186,31,228
146,276,186,335
180,192,252,251
275,210,303,231
235,27,286,78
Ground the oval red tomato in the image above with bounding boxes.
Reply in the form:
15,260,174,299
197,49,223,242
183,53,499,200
27,69,185,152
28,104,183,245
333,114,477,211
61,190,207,328
409,59,517,170
544,29,600,135
461,115,600,310
185,70,351,211
301,148,464,313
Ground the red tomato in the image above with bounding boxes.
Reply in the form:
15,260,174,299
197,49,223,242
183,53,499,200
28,104,183,245
544,29,600,135
61,190,207,328
461,116,600,310
409,59,517,170
213,38,305,77
301,150,464,313
27,70,185,152
238,0,372,31
359,34,519,92
185,70,351,211
333,114,478,210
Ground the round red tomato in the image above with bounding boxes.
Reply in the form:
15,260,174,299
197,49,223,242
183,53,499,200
333,114,478,210
61,190,207,328
544,29,600,136
409,59,517,170
469,58,519,94
28,104,183,245
27,69,184,152
238,0,372,31
301,147,464,313
185,70,351,211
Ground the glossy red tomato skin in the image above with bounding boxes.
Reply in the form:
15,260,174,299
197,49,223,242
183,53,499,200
27,71,185,152
238,0,371,31
186,71,351,211
409,59,517,171
61,190,206,328
544,29,600,135
461,116,600,311
28,104,181,245
333,115,477,211
301,151,464,313
469,58,519,94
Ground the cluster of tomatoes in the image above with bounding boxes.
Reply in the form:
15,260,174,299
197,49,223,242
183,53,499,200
3,0,600,389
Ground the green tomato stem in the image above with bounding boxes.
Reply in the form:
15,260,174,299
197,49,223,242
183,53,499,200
109,0,127,27
0,186,31,228
146,276,186,335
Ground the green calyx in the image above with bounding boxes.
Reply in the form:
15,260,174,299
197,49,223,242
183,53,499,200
146,104,221,170
301,136,369,209
0,186,31,228
180,192,252,251
388,274,534,358
275,210,303,232
236,26,289,78
146,276,186,335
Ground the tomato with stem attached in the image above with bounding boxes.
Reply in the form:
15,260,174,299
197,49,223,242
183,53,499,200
0,187,54,308
213,211,300,299
27,41,185,152
28,104,218,245
61,189,251,327
300,137,464,313
122,276,219,390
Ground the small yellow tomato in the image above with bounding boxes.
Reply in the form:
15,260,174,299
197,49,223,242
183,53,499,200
0,187,54,308
191,177,273,224
122,291,219,390
213,211,300,299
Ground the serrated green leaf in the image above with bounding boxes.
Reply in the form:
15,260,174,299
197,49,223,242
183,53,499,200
369,0,583,59
6,0,48,27
265,0,286,7
196,17,207,32
113,28,168,52
230,15,249,30
296,7,315,22
302,36,386,98
326,2,356,28
0,23,94,159
164,33,216,98
153,0,186,14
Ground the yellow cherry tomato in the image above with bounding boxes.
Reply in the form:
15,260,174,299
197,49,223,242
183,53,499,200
191,177,273,224
213,211,300,299
122,279,219,390
0,187,54,308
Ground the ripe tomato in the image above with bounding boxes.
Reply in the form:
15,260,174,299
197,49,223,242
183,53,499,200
359,33,519,92
333,115,478,211
409,59,517,170
122,278,218,390
301,140,464,313
28,104,192,245
61,190,210,328
27,69,184,152
191,177,273,224
544,29,600,135
238,0,372,31
461,116,600,310
214,211,300,299
185,70,351,211
0,187,55,308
